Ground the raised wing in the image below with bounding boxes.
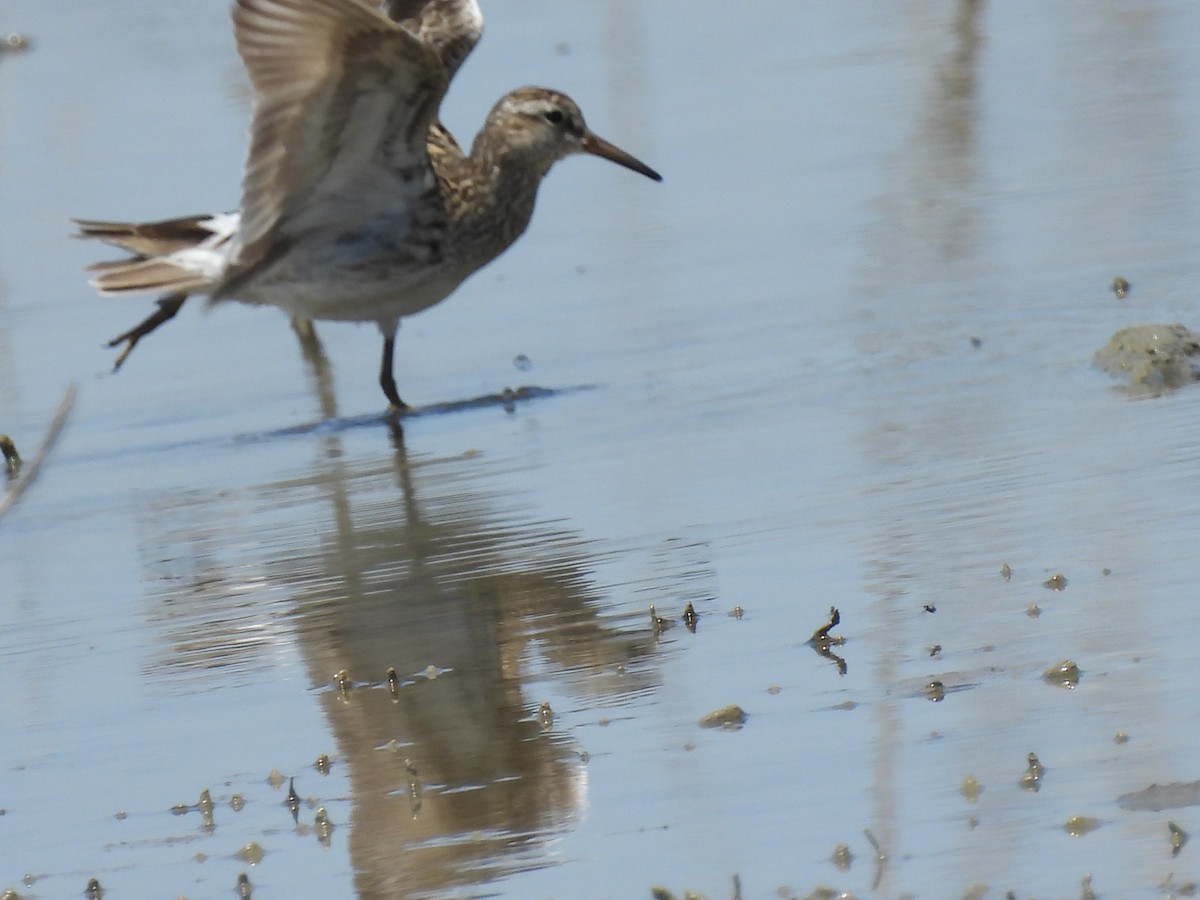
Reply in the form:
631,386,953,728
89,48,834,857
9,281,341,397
226,0,448,282
381,0,483,79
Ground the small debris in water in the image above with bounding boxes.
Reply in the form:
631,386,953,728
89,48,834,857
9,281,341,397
809,607,843,645
1113,732,1129,745
286,778,301,822
922,604,936,614
237,871,252,899
0,384,77,524
1043,573,1067,591
1043,659,1081,689
698,705,747,730
928,644,942,658
1102,567,1111,576
0,435,20,476
1080,873,1096,900
267,769,285,789
649,605,673,636
830,843,853,871
1026,604,1041,618
86,878,103,900
230,794,246,812
1112,276,1130,299
406,759,422,818
235,842,265,865
728,605,744,620
314,806,333,846
315,754,331,775
198,788,215,832
970,336,982,348
1119,781,1200,812
801,884,852,899
925,681,946,702
538,701,554,731
766,685,781,695
681,602,698,633
1169,821,1188,857
807,606,848,674
513,353,532,371
1064,815,1101,837
1020,752,1045,792
113,810,127,820
1,33,28,52
652,888,705,900
1159,873,1199,895
960,774,983,804
1000,563,1012,582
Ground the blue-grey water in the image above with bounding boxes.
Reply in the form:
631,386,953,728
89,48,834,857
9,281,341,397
4,1,1200,897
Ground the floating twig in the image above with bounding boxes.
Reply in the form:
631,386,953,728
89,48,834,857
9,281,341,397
807,606,848,674
864,827,887,889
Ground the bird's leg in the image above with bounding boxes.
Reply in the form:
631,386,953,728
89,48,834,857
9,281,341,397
379,334,412,414
106,291,189,370
290,315,331,380
290,316,339,421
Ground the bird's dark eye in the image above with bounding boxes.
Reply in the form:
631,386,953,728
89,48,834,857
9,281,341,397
543,109,565,125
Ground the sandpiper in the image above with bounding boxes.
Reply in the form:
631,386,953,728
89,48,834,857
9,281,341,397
75,0,660,411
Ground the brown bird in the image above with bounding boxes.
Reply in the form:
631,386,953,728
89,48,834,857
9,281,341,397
75,0,660,411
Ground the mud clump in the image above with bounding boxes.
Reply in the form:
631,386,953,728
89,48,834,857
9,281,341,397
1094,324,1200,396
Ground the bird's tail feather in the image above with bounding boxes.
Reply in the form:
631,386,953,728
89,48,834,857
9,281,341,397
73,215,215,257
73,214,230,295
86,258,211,295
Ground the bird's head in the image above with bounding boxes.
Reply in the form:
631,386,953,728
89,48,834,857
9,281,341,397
480,87,662,182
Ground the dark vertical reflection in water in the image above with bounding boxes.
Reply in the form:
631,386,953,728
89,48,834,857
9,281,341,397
130,412,659,897
600,0,651,157
853,2,985,894
0,42,19,410
850,1,1196,891
1051,4,1192,268
599,0,663,269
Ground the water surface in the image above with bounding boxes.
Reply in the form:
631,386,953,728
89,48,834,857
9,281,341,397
3,1,1200,897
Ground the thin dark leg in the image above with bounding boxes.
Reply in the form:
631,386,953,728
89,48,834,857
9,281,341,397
106,291,189,370
379,335,409,413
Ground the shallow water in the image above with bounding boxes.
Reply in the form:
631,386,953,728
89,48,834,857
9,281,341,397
4,1,1200,897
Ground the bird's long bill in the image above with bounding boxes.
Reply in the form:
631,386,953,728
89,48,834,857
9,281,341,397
582,132,662,182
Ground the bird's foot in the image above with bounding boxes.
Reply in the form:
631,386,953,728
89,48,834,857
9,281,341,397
105,292,188,371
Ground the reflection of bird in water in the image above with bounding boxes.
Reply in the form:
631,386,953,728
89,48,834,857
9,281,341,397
130,400,665,895
75,0,661,412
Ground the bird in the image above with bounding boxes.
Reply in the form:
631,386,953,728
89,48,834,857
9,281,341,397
74,0,661,412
